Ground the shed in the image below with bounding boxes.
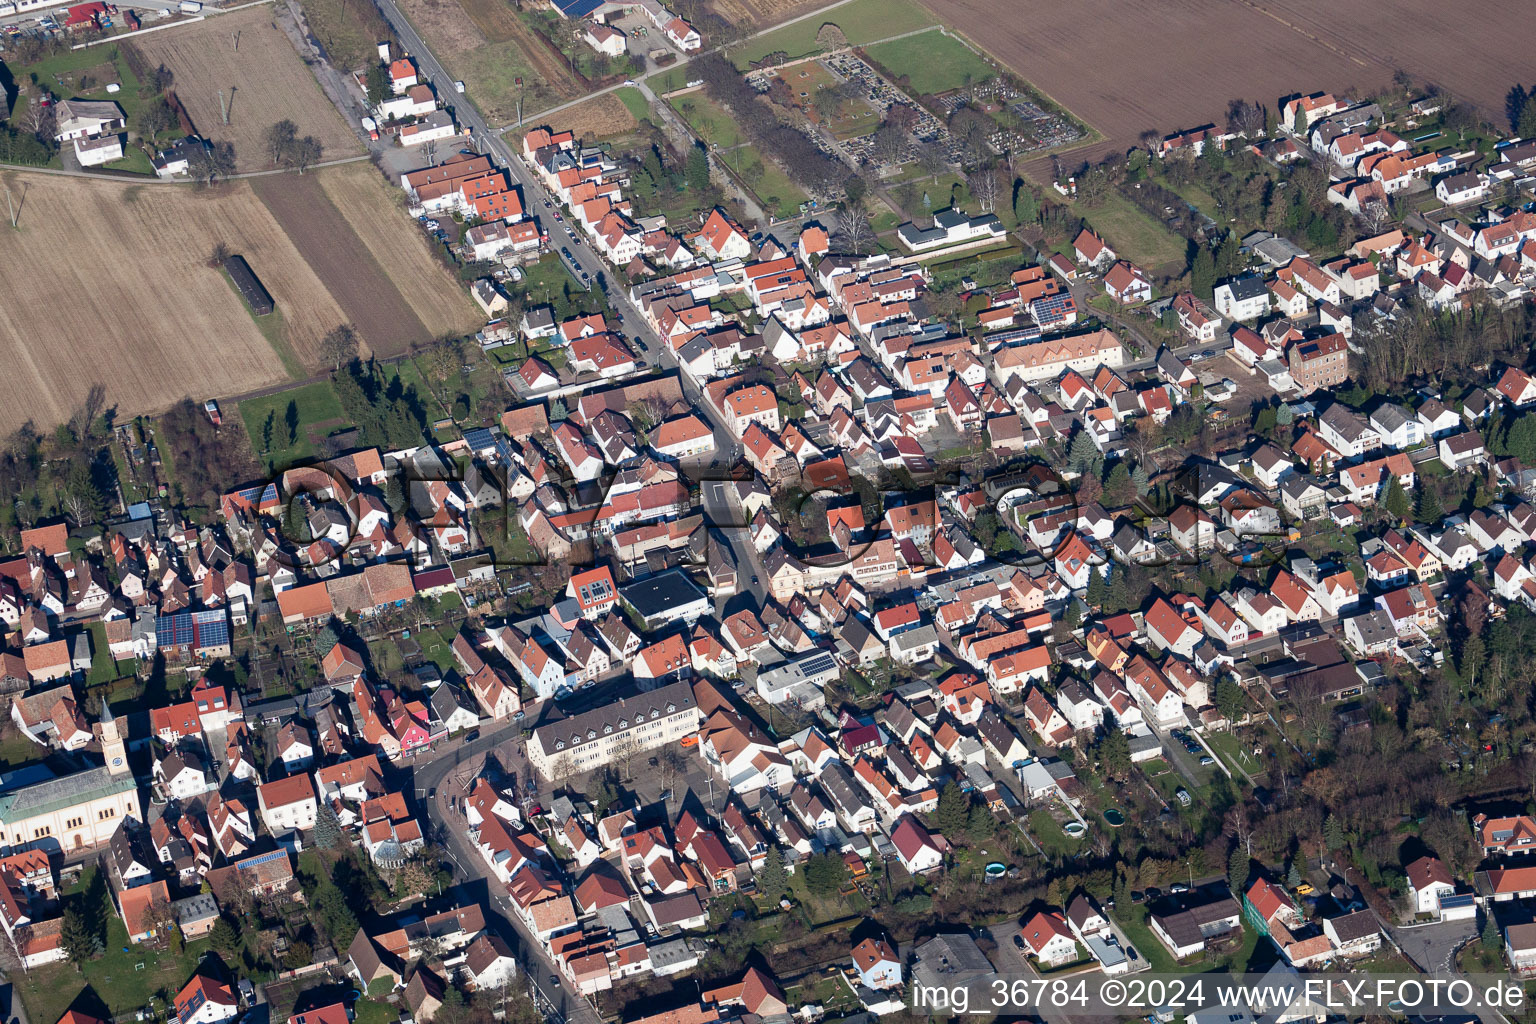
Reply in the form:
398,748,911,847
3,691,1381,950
224,254,274,316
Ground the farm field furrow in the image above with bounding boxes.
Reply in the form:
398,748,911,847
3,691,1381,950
0,172,296,433
130,6,363,173
251,172,432,359
313,163,481,340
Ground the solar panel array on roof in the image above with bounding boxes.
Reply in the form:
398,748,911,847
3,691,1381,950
463,427,496,451
799,653,836,677
553,0,603,15
192,610,230,649
1032,293,1075,324
156,610,229,651
157,612,193,648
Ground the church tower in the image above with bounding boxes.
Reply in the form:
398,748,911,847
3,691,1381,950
97,702,128,775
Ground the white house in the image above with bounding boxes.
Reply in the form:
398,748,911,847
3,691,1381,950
1367,403,1423,450
851,937,902,989
1020,911,1078,966
583,23,627,57
889,815,945,874
1214,276,1271,321
1405,856,1457,916
53,98,124,142
257,774,318,836
1435,171,1488,205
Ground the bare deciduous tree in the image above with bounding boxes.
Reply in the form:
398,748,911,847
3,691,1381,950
22,92,55,139
608,732,641,784
1225,98,1265,137
968,165,1002,214
188,141,236,186
321,323,359,370
264,119,297,167
835,205,872,253
1357,198,1392,236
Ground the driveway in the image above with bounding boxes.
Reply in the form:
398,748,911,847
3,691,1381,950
1392,917,1476,973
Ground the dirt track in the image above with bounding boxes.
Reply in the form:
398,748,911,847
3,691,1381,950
922,0,1532,176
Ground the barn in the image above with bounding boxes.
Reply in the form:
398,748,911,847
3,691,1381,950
223,254,274,316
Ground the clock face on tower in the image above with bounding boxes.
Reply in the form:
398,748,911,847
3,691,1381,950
113,757,123,766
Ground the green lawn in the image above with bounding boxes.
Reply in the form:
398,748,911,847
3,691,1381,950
509,254,593,321
1028,809,1083,859
674,92,745,149
863,29,993,96
615,86,651,123
0,726,42,772
1111,906,1179,973
14,917,214,1024
352,998,397,1024
1083,192,1189,270
728,145,810,220
85,622,129,687
1205,729,1264,778
5,45,169,174
730,0,937,68
239,380,346,472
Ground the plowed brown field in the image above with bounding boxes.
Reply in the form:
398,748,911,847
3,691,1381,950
0,171,303,433
250,172,431,358
922,0,1530,172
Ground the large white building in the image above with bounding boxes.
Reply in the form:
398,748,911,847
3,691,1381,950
0,707,139,854
528,681,701,779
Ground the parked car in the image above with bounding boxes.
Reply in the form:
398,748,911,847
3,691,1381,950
1199,755,1215,767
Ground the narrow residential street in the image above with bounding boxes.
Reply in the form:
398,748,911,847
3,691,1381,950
409,724,602,1024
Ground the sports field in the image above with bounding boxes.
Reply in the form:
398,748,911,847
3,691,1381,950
863,29,993,96
731,0,937,69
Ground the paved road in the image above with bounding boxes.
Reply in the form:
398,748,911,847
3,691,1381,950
372,0,774,604
408,721,600,1024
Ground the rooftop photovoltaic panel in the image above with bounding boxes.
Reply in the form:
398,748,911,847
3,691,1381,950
799,654,836,677
192,610,230,648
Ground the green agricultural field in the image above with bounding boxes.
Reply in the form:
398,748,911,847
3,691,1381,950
615,86,651,122
731,0,937,69
864,29,994,96
1084,193,1189,271
239,380,345,472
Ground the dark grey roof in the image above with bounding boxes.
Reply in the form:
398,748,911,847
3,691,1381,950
619,569,706,620
532,681,697,755
1327,909,1379,942
1219,275,1268,301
